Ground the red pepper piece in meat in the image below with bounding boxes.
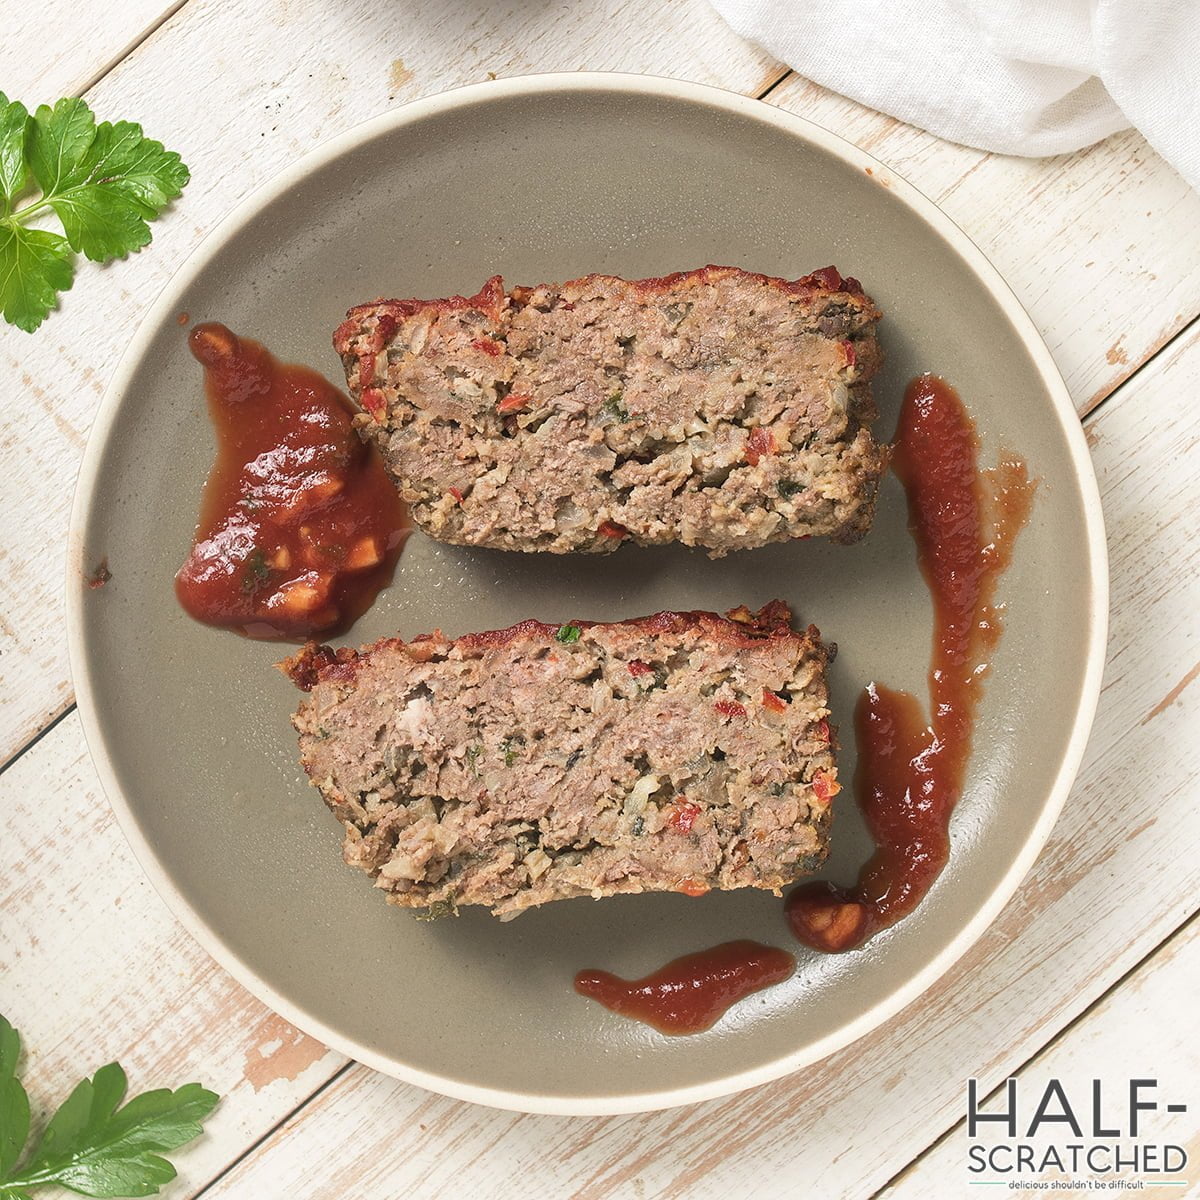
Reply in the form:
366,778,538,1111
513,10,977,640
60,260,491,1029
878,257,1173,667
667,797,702,833
746,426,775,467
812,769,841,805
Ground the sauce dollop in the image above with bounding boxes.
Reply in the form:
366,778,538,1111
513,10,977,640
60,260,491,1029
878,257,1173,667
574,940,795,1035
175,324,408,639
787,375,1037,953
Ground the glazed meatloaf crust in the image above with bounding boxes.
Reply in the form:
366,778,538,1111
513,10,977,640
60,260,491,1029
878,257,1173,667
333,265,885,557
283,602,839,918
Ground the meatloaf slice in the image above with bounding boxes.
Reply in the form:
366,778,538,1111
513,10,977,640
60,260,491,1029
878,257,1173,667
333,265,885,557
283,601,838,918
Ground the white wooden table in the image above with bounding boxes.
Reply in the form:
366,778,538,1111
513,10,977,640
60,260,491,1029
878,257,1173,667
2,3,1198,1197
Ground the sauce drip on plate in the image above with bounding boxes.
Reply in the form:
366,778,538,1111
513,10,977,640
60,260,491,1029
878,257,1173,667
787,375,1037,953
575,940,795,1035
175,324,408,639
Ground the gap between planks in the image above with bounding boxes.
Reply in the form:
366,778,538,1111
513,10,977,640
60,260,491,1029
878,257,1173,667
189,1063,355,1200
0,700,76,777
1082,310,1200,425
869,904,1200,1199
71,0,194,97
755,68,794,102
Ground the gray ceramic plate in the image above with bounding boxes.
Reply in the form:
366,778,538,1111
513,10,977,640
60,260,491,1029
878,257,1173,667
67,74,1107,1114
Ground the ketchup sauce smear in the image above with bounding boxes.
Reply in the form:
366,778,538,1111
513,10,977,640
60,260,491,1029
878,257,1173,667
176,324,408,639
575,941,796,1036
787,375,1037,953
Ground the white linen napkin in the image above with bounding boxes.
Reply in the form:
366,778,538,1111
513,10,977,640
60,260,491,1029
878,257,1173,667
709,0,1200,189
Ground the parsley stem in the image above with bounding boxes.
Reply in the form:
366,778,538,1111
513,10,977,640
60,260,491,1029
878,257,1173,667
9,196,53,223
0,1169,55,1191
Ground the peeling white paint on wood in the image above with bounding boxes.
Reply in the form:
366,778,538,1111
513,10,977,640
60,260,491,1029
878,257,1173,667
0,711,345,1196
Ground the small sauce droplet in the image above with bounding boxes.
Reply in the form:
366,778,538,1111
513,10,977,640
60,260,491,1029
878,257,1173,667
175,323,409,640
86,558,111,589
787,375,1037,952
575,940,795,1034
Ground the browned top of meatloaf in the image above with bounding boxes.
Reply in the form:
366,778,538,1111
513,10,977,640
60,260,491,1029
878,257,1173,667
285,599,809,691
333,266,885,557
333,265,869,351
282,602,838,917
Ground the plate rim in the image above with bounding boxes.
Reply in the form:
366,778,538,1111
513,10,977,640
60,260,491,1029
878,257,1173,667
65,70,1109,1116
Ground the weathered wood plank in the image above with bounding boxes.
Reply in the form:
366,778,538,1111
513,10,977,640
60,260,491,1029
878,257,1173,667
0,0,782,763
883,916,1200,1198
765,75,1200,416
0,710,345,1196
0,0,184,99
187,316,1200,1199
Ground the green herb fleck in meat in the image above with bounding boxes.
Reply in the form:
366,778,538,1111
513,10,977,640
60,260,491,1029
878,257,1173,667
777,480,804,499
500,735,524,767
631,816,645,836
416,898,459,921
636,665,668,691
465,744,483,776
555,624,581,643
601,391,629,423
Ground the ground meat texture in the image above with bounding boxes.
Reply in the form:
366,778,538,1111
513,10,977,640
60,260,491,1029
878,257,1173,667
282,602,838,918
333,265,886,557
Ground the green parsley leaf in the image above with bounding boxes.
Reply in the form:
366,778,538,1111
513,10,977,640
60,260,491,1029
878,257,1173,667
77,121,190,218
28,98,96,197
0,1017,30,1178
777,480,804,499
0,1015,218,1198
47,120,188,262
0,95,30,215
0,225,74,333
0,95,189,330
48,187,151,263
554,624,581,643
